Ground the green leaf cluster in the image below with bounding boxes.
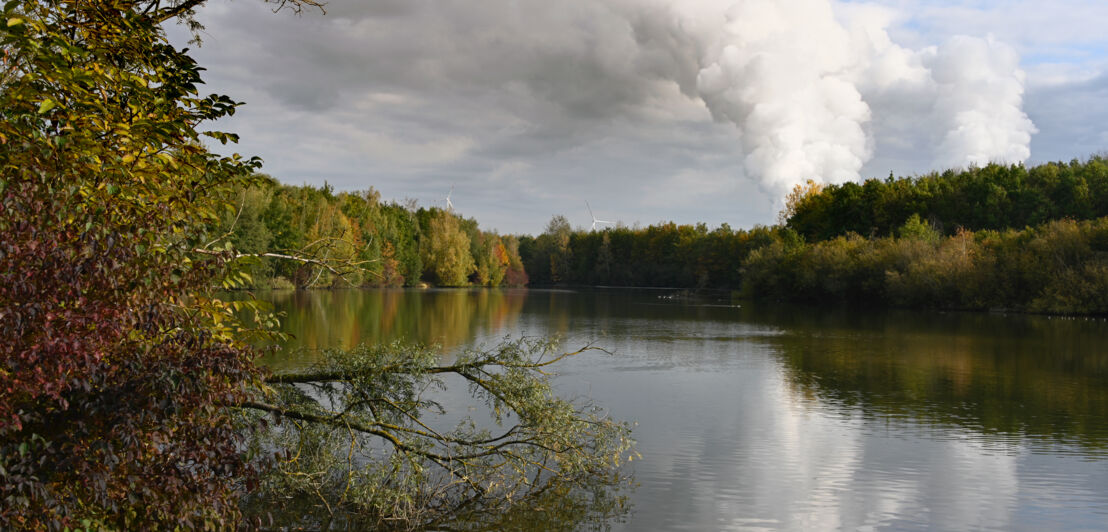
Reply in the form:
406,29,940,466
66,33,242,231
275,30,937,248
741,218,1108,313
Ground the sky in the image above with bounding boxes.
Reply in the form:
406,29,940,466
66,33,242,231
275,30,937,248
167,0,1108,235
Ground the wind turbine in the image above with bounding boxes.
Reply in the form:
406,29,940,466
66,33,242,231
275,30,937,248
586,201,614,231
445,185,454,211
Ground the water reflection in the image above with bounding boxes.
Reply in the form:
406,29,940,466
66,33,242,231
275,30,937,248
749,305,1108,451
257,289,1108,531
245,468,632,532
259,288,527,368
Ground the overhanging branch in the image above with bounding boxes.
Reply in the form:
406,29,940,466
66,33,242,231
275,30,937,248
153,0,326,23
191,248,374,278
265,345,603,384
236,401,569,463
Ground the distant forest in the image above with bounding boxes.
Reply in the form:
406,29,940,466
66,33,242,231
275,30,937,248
212,176,527,289
519,156,1108,313
230,156,1108,313
786,155,1108,240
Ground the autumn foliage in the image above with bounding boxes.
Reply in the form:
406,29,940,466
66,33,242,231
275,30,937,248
0,1,264,527
0,176,258,528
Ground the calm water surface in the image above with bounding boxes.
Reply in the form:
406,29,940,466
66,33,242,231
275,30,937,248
260,288,1108,531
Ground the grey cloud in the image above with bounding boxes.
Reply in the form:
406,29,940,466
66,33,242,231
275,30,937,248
173,0,1105,234
1027,73,1108,163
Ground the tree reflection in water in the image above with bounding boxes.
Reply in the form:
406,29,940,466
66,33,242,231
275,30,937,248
754,305,1108,452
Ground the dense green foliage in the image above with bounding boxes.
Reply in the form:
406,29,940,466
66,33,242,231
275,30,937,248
520,218,781,289
213,179,527,289
785,158,1108,241
519,214,1108,314
743,159,1108,312
743,218,1108,313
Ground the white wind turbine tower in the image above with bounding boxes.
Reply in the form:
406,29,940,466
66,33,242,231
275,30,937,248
445,185,455,211
586,201,614,231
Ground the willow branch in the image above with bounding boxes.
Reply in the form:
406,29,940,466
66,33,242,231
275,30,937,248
237,401,569,462
266,345,601,384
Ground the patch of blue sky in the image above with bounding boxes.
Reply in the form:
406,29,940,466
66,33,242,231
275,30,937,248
1021,43,1108,67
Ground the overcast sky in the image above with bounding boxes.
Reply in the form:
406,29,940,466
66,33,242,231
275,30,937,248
168,0,1108,235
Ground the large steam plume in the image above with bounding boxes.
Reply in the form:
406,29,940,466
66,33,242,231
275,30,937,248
691,0,874,195
620,0,1037,197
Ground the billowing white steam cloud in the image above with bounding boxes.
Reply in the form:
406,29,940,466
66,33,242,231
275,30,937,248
927,36,1038,169
624,0,1038,197
690,0,874,194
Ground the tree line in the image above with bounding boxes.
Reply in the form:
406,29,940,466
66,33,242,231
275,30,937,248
784,157,1108,240
218,157,1108,314
518,215,780,289
213,177,528,289
517,159,1108,314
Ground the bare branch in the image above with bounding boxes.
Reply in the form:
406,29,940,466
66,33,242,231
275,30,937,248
153,0,326,24
191,247,374,280
202,190,246,250
266,344,605,384
237,401,569,463
152,0,208,23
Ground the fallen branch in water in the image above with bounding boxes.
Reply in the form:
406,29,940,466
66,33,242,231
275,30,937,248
239,338,634,530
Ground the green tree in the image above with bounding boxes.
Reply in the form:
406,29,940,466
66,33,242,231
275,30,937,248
545,215,573,283
421,209,476,286
898,213,940,243
595,232,614,284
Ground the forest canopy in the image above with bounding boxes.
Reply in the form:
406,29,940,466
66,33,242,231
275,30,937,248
783,158,1108,241
210,178,527,290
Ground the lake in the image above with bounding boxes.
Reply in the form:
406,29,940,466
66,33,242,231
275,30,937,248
260,288,1108,531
